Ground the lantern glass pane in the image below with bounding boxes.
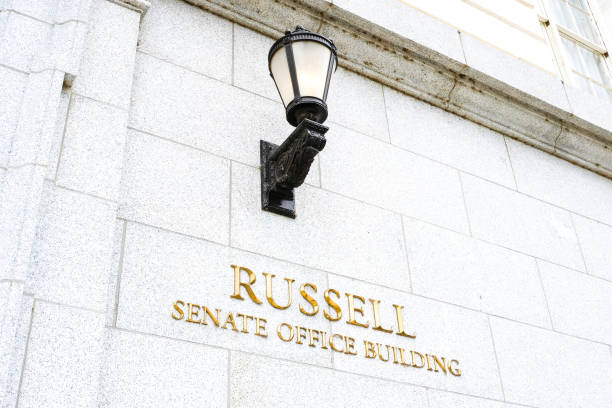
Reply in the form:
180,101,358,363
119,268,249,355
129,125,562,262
292,40,332,100
270,47,295,107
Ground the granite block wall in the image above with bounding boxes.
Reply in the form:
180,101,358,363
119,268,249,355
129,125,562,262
1,0,611,406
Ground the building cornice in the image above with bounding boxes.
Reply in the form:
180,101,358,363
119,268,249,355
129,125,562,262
108,0,151,14
184,0,612,179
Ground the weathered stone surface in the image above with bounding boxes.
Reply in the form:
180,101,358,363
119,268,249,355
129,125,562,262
230,351,428,407
99,329,228,407
119,129,230,244
32,20,88,75
231,163,410,290
45,89,70,180
539,260,612,344
320,124,469,234
462,174,584,271
1,291,33,407
18,302,105,408
0,281,25,402
572,214,612,281
428,390,523,408
448,79,562,156
129,52,292,166
8,69,63,168
384,87,516,188
139,0,232,83
555,127,612,175
326,68,390,142
71,0,140,108
54,0,92,23
507,137,612,226
233,24,279,100
490,317,612,407
28,183,116,311
105,219,125,326
55,95,128,200
0,11,50,72
404,218,550,328
0,66,27,168
0,164,46,281
4,0,57,23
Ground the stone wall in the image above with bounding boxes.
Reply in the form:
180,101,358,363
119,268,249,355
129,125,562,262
1,0,612,407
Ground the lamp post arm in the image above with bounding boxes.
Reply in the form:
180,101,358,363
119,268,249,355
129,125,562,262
260,119,328,218
269,119,327,189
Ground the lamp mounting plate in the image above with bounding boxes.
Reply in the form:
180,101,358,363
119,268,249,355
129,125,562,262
261,140,296,218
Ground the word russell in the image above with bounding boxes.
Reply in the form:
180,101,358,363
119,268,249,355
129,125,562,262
170,265,462,377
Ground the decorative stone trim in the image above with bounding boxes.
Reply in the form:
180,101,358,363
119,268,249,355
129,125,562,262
184,0,612,179
108,0,151,14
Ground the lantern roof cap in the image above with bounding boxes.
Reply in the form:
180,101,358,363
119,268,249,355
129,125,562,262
267,25,338,69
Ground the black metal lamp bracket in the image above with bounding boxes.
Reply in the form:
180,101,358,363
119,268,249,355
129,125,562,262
260,118,328,218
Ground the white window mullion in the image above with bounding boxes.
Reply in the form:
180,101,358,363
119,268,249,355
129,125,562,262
538,0,573,82
538,0,611,100
558,25,607,53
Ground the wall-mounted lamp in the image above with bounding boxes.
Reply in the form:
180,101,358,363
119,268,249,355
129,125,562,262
261,26,337,218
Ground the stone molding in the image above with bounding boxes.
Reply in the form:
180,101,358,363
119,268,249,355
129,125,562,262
108,0,151,14
183,0,612,179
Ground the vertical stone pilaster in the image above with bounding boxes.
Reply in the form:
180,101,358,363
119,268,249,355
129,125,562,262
0,3,78,404
0,0,150,406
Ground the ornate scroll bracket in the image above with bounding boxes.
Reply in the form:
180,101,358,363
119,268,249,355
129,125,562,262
260,118,328,218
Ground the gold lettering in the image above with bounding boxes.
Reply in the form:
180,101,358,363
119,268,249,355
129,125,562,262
411,350,425,368
345,336,358,355
448,359,462,376
299,283,319,316
171,300,185,320
295,326,307,345
319,330,328,350
222,312,238,331
323,289,342,321
202,307,221,326
399,348,410,366
393,304,416,338
425,353,433,371
186,303,201,324
308,329,320,347
230,265,262,304
277,322,293,342
370,299,393,333
255,317,268,338
391,346,400,364
377,343,391,362
329,334,344,353
263,272,295,310
432,355,447,374
363,340,377,358
236,313,253,333
346,293,369,328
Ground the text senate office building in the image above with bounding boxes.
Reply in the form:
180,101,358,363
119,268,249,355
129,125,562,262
1,0,612,406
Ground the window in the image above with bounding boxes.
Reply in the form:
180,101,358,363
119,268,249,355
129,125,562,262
539,0,612,102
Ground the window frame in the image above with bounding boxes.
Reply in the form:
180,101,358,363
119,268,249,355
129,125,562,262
537,0,612,99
